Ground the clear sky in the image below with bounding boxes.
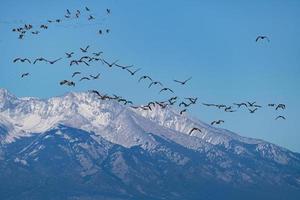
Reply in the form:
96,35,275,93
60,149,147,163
0,0,299,152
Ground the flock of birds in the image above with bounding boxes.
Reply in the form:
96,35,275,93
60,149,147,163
11,6,286,136
12,7,110,39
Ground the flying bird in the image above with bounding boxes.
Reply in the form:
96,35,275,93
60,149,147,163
88,15,95,20
247,101,257,107
126,68,141,76
276,104,286,110
93,52,103,57
185,97,198,104
234,103,248,108
189,127,202,135
47,58,62,64
70,60,79,66
13,58,31,64
85,6,90,12
80,77,90,81
115,64,133,70
60,80,75,87
66,9,71,15
138,75,152,82
256,36,270,42
174,77,192,85
90,73,100,79
80,45,90,53
66,52,74,58
211,120,225,126
106,9,111,14
21,73,29,78
159,88,174,94
248,108,258,113
103,59,119,68
33,57,48,64
275,116,286,120
148,81,163,88
72,72,81,77
180,109,187,115
90,90,102,97
179,102,191,107
202,103,217,107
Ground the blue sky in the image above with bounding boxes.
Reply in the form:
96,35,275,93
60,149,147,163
0,0,299,152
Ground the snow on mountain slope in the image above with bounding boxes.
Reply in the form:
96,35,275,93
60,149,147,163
0,88,298,166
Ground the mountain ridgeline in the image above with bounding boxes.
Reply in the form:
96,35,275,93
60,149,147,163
0,88,299,200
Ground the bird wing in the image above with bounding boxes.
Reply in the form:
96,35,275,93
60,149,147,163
148,82,154,88
184,77,192,82
174,80,183,84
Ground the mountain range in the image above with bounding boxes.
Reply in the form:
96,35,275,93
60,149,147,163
0,88,299,200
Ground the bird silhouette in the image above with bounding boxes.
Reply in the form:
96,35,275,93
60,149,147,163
234,103,248,108
60,80,75,86
127,68,141,76
70,60,79,66
106,9,111,14
256,36,270,42
155,101,168,109
21,73,29,78
89,90,102,97
80,45,90,53
47,58,62,64
275,116,286,120
85,6,90,12
180,109,187,115
159,88,174,94
93,52,103,57
248,108,258,113
174,77,192,85
33,57,48,64
211,120,225,126
88,15,95,20
247,101,257,107
78,60,90,66
80,77,90,81
40,25,48,29
202,103,217,107
90,73,100,79
185,97,198,104
138,75,152,82
66,9,71,15
103,59,119,68
65,52,74,58
276,104,286,110
189,127,202,135
115,64,133,70
72,72,81,77
216,104,227,109
179,102,191,107
148,81,163,88
13,58,31,64
225,106,233,112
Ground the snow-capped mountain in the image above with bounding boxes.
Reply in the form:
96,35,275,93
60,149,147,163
0,88,300,200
